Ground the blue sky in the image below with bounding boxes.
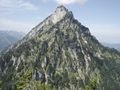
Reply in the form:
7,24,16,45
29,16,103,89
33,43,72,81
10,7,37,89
0,0,120,43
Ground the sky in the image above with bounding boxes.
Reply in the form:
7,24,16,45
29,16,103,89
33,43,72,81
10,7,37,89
0,0,120,44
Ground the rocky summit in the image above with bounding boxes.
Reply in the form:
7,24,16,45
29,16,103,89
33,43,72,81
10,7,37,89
0,5,120,90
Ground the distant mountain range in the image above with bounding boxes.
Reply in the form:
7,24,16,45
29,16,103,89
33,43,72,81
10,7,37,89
102,43,120,51
0,31,25,51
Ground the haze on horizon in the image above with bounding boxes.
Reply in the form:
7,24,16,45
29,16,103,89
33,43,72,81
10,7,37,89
0,0,120,44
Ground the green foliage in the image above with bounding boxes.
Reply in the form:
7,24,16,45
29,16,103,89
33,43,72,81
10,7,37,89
34,81,57,90
85,78,97,90
17,80,57,90
69,72,78,85
16,69,32,90
16,81,28,90
0,81,2,90
54,73,62,85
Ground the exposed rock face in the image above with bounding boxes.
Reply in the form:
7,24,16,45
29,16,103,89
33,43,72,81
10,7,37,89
0,6,120,90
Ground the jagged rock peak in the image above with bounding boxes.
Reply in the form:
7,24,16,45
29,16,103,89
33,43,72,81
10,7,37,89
1,4,120,90
55,5,68,13
34,5,73,29
26,5,74,39
52,5,73,24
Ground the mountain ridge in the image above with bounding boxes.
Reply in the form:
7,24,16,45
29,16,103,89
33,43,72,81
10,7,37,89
102,42,120,51
26,5,73,39
0,6,120,90
0,30,25,52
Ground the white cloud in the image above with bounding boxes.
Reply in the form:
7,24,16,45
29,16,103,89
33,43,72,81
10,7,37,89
56,0,87,5
18,0,37,10
0,0,37,11
0,18,35,33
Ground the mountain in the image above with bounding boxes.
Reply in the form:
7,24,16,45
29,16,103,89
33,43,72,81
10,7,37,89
0,6,120,90
102,43,120,51
0,31,25,51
